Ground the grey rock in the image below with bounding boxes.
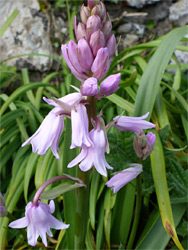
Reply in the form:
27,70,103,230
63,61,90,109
147,1,170,23
133,24,145,36
117,23,133,34
126,0,160,9
122,34,139,48
0,0,54,71
169,0,188,26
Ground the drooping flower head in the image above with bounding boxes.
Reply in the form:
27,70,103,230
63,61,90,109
22,92,93,158
9,200,69,247
68,117,112,177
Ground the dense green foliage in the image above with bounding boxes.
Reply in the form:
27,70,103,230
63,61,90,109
0,2,187,249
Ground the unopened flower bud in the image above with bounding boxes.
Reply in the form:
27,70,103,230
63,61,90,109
81,77,99,96
91,5,101,16
146,132,156,149
90,30,105,56
77,22,88,41
106,34,116,58
88,0,100,10
80,5,90,24
91,47,111,80
86,15,101,37
0,193,7,217
133,131,156,160
102,20,112,40
78,39,94,69
100,73,121,97
99,1,106,23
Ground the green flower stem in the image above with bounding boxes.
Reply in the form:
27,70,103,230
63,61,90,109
74,96,97,249
126,174,142,249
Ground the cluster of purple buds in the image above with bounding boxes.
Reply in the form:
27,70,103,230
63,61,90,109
62,0,116,96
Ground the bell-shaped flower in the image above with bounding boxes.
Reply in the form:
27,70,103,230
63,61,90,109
91,47,111,80
68,128,112,177
44,93,92,149
81,77,99,96
90,30,105,56
22,92,82,159
106,164,143,193
0,193,7,217
22,109,64,159
99,73,121,97
113,112,156,135
9,200,69,247
133,131,156,160
70,104,93,148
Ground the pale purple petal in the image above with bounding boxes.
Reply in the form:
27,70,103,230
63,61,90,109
68,147,87,168
113,112,155,135
49,200,55,214
9,217,28,228
106,164,143,193
48,215,70,230
79,149,94,172
71,104,93,148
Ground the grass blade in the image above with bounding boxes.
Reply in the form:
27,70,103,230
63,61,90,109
0,9,19,38
150,131,184,250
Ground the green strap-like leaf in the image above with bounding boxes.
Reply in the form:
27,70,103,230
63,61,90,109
134,26,187,118
150,131,184,250
40,182,85,200
0,82,55,116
